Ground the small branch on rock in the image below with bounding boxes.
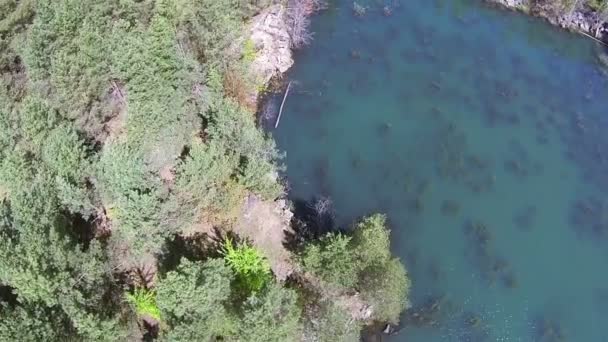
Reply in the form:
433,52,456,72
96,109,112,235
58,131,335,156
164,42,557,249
286,0,326,49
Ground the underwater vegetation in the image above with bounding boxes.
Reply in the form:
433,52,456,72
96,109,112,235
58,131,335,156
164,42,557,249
513,205,537,231
402,294,449,328
532,315,567,342
273,0,608,340
569,196,608,239
434,121,495,194
464,219,518,289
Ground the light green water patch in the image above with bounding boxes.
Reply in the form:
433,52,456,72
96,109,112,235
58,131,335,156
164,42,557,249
270,0,608,340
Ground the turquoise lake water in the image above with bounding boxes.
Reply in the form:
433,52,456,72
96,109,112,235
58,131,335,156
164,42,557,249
268,0,608,340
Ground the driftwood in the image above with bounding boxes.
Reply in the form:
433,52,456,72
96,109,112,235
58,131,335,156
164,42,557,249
274,81,292,128
577,30,608,47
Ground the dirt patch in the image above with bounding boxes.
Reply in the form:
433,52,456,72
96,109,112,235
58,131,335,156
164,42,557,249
234,194,295,280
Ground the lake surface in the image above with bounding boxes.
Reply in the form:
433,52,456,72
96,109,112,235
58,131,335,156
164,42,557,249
268,0,608,340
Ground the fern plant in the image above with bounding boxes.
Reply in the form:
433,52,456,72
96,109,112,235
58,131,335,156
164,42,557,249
222,238,271,294
126,288,161,321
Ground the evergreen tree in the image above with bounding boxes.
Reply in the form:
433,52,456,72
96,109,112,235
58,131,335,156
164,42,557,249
236,282,302,342
157,258,236,341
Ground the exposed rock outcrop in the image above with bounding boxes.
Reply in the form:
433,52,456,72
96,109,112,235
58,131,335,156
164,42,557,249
485,0,608,43
247,5,294,103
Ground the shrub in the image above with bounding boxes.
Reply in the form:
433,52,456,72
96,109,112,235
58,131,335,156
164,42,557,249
171,0,244,63
352,215,410,324
236,283,302,342
41,124,88,183
302,301,361,342
222,238,271,294
300,214,411,324
359,258,410,324
300,233,359,288
351,214,391,267
242,38,257,63
0,151,60,227
156,258,236,341
0,0,292,340
96,143,167,262
126,288,161,321
0,200,125,341
174,140,238,208
0,304,74,341
204,98,284,199
18,95,58,151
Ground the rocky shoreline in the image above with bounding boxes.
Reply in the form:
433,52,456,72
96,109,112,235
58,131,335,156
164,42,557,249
485,0,608,43
244,1,608,340
247,4,295,105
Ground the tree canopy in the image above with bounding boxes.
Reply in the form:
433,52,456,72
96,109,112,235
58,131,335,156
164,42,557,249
0,0,410,340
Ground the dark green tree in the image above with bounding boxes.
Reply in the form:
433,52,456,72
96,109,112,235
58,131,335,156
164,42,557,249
299,214,411,324
235,282,302,342
302,300,361,342
300,233,359,288
156,258,236,341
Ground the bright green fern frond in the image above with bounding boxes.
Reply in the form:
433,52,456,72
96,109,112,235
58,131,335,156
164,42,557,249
222,238,271,293
126,288,161,321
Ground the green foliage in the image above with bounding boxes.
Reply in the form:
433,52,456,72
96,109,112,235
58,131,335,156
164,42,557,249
352,214,391,267
239,0,275,18
300,214,411,324
157,258,236,341
222,238,271,294
0,107,18,156
19,95,58,150
111,8,198,165
174,140,241,215
170,0,244,63
300,233,359,288
0,151,60,227
23,0,115,122
169,96,284,226
352,214,411,323
236,282,302,342
157,257,301,342
0,0,297,339
242,38,257,63
127,288,161,321
303,301,362,342
42,124,94,216
41,124,88,182
205,97,284,200
589,0,608,10
359,258,410,324
95,142,169,261
0,304,75,341
0,0,35,35
0,206,125,340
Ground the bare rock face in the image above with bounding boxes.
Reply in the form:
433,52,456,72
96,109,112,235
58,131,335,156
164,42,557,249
486,0,608,42
248,5,294,96
495,0,527,7
555,10,606,37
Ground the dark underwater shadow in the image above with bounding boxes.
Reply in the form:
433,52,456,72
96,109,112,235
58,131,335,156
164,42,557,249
284,196,337,251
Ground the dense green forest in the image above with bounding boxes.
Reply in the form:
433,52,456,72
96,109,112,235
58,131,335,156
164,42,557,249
0,0,410,340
